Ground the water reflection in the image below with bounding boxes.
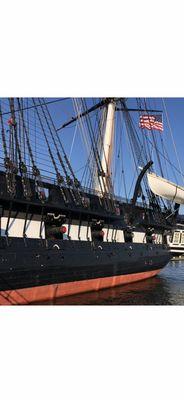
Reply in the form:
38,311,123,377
35,260,184,305
36,260,184,305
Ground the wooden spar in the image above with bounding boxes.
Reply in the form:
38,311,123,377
57,98,162,132
57,99,111,131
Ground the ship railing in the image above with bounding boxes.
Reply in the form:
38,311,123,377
0,160,166,211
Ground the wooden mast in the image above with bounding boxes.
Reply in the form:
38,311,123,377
96,100,116,194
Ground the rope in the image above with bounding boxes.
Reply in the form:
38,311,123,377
8,98,32,199
162,98,184,185
39,99,83,205
42,99,80,186
17,98,46,202
69,120,78,162
32,98,68,203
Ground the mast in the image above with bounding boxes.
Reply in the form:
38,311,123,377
96,100,116,194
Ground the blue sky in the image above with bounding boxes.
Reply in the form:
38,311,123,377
1,97,184,206
47,98,184,199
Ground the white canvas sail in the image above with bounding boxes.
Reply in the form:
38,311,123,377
147,173,184,204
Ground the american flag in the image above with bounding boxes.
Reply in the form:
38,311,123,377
139,114,163,132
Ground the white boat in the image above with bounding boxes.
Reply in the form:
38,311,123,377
147,173,184,256
147,172,184,204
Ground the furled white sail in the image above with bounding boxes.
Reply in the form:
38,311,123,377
147,173,184,204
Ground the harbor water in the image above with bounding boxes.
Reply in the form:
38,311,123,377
41,259,184,305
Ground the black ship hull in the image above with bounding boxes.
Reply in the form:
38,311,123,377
0,238,171,304
0,97,180,304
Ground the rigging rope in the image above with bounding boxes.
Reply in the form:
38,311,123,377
42,98,81,189
39,98,85,205
8,98,32,200
162,98,184,185
73,98,104,193
32,98,68,203
17,98,46,202
0,101,16,197
82,98,114,197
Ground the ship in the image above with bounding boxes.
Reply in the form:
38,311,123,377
146,173,184,257
0,97,181,305
167,224,184,257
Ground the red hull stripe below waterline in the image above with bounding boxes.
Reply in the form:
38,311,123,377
0,269,161,305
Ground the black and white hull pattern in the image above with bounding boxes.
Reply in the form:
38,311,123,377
0,97,181,304
0,238,171,305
